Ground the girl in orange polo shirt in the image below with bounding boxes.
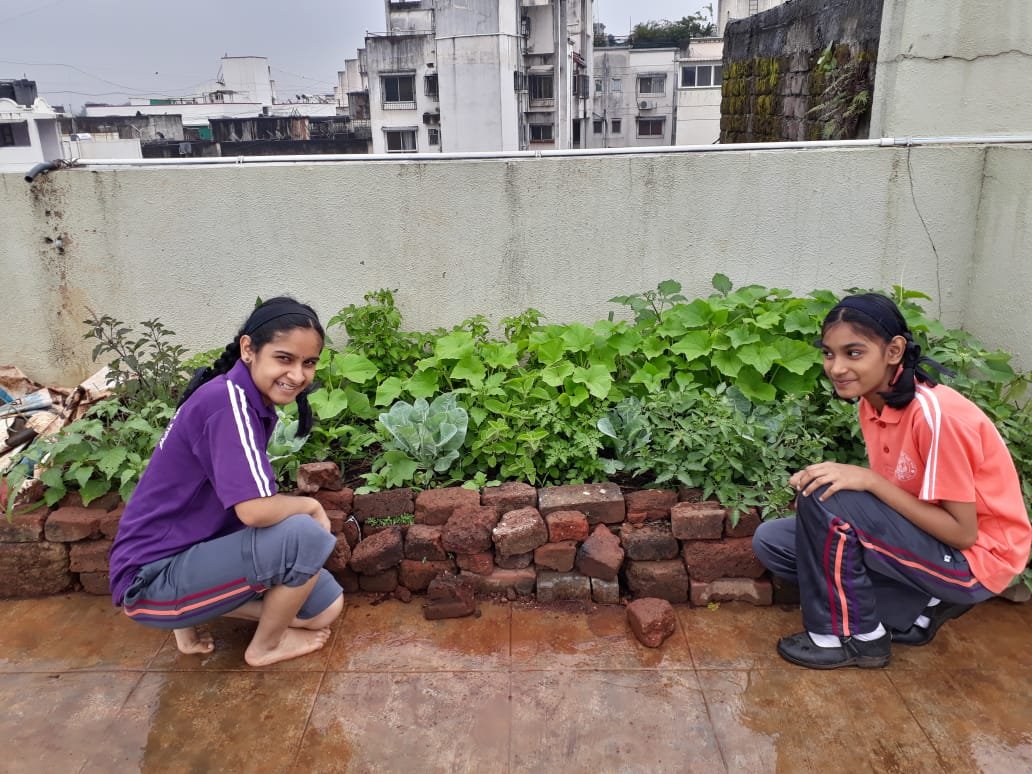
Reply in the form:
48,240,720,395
753,293,1030,669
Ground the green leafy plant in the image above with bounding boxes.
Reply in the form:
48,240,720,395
365,513,415,529
84,314,189,405
807,44,871,140
597,397,652,474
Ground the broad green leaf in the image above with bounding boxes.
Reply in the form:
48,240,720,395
712,349,743,378
727,326,761,348
434,330,475,360
772,368,816,395
337,353,379,384
774,338,820,375
641,336,667,359
534,337,565,365
570,364,613,399
450,354,486,385
344,388,377,420
657,279,682,296
309,388,348,420
669,330,711,360
374,377,405,406
541,360,575,387
96,447,128,478
73,465,94,490
562,381,590,407
608,329,642,356
736,343,780,376
712,273,733,295
405,369,439,398
561,323,595,353
783,307,817,334
735,366,777,402
629,361,671,392
481,342,519,370
752,311,781,330
80,478,111,506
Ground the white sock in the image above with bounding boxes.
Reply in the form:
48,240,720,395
914,615,932,629
808,632,842,648
927,597,941,607
854,623,887,641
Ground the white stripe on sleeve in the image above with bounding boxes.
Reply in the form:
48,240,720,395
226,380,271,497
915,385,942,500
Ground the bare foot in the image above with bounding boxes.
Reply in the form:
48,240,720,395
244,627,331,667
173,626,215,655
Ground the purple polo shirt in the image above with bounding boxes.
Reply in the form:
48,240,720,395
109,360,278,605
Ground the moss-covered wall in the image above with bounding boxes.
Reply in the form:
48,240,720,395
720,0,884,143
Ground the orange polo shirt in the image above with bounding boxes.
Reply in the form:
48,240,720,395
859,382,1030,594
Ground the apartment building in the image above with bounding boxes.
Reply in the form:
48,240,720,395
361,0,592,153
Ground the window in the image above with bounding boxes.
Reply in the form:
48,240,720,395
529,74,553,101
514,71,528,92
427,127,440,146
637,75,666,95
0,124,14,147
384,128,417,152
424,73,439,99
611,77,622,92
381,74,415,107
529,123,553,142
611,118,622,134
637,118,665,137
682,64,723,88
592,119,604,134
595,78,603,93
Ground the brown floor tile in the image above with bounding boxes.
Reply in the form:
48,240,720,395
510,669,723,772
328,597,510,672
0,594,167,672
147,610,344,672
81,671,322,774
293,671,510,773
890,598,1032,671
0,671,143,773
511,602,693,670
889,669,1032,771
678,603,801,670
697,669,943,773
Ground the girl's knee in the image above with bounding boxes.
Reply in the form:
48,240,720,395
302,593,344,630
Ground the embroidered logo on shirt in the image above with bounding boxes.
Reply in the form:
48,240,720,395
895,451,918,482
158,408,181,450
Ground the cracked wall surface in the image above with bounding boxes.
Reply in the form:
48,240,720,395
871,0,1032,136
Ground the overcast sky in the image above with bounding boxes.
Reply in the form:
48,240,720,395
2,1,710,110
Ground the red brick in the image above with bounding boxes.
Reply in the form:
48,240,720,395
466,567,536,596
480,482,537,515
495,551,533,569
538,483,625,525
44,506,104,542
0,542,71,598
575,524,624,582
359,567,398,593
349,526,404,574
492,507,548,556
362,521,411,539
690,577,773,606
79,571,110,596
423,574,477,620
99,504,123,539
670,501,726,541
624,559,690,603
545,510,589,543
325,534,353,573
627,598,677,648
352,489,415,522
313,488,354,514
296,461,343,492
456,551,495,576
398,559,456,592
404,524,448,561
341,515,361,549
441,505,498,554
677,486,704,502
725,507,762,538
620,522,679,561
624,489,677,521
59,491,121,511
69,539,113,573
534,541,577,572
535,571,591,602
682,537,765,583
0,507,48,542
332,567,361,593
414,487,481,526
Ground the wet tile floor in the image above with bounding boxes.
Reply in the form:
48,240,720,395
0,593,1029,773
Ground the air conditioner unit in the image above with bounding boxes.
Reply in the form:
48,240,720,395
638,100,657,110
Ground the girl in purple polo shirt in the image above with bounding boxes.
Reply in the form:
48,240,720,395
109,297,344,667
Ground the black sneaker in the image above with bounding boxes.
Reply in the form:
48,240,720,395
777,631,891,670
890,601,973,646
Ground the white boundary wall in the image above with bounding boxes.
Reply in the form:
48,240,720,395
3,142,1029,385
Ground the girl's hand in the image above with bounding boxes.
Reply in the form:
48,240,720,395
790,462,875,500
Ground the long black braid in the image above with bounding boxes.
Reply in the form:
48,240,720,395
178,297,324,435
821,293,953,409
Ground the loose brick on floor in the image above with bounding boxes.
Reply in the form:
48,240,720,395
414,487,481,526
627,597,677,647
670,501,727,541
537,483,625,525
398,559,456,592
423,574,477,620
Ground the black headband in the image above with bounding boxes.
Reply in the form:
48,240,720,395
832,296,904,339
244,302,319,335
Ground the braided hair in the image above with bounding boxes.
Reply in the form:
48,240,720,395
821,293,952,409
179,297,324,435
